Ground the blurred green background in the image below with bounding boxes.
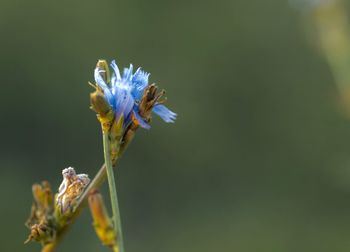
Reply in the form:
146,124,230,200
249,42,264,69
2,0,350,251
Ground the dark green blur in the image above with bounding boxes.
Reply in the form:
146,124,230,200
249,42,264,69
1,0,350,251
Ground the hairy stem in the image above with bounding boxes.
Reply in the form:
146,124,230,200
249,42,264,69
103,132,125,252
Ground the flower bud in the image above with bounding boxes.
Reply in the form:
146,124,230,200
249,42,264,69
90,91,111,117
90,90,115,133
88,190,116,247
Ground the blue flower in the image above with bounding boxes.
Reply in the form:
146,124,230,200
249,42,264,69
94,60,176,129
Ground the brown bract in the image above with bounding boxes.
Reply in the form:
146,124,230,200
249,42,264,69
138,83,166,122
25,181,55,245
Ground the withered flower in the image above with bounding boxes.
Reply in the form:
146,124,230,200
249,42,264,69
56,167,90,213
25,181,55,245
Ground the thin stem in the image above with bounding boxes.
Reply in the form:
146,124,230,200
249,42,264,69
102,132,125,252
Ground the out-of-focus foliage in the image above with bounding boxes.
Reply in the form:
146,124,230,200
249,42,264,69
2,0,350,251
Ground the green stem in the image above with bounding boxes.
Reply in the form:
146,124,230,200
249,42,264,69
102,132,125,252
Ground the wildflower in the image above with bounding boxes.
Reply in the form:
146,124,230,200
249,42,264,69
93,60,177,130
56,167,90,213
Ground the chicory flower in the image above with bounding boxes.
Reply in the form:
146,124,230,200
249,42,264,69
94,60,176,129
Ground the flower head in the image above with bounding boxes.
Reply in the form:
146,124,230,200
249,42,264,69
93,60,177,130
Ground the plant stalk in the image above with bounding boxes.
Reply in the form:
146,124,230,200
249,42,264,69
102,132,125,252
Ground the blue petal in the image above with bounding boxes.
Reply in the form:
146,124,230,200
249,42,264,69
152,104,177,123
110,60,122,86
94,67,114,105
124,111,133,128
114,87,134,119
123,64,133,82
94,67,108,90
131,69,149,100
133,110,151,129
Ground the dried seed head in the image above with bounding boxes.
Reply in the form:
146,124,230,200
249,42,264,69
56,167,90,214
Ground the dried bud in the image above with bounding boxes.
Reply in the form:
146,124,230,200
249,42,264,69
24,222,54,245
26,181,54,229
88,190,116,248
138,84,166,123
121,85,166,152
32,181,54,211
25,181,55,245
56,167,90,214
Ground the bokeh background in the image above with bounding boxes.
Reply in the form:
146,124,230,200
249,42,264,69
2,0,350,251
